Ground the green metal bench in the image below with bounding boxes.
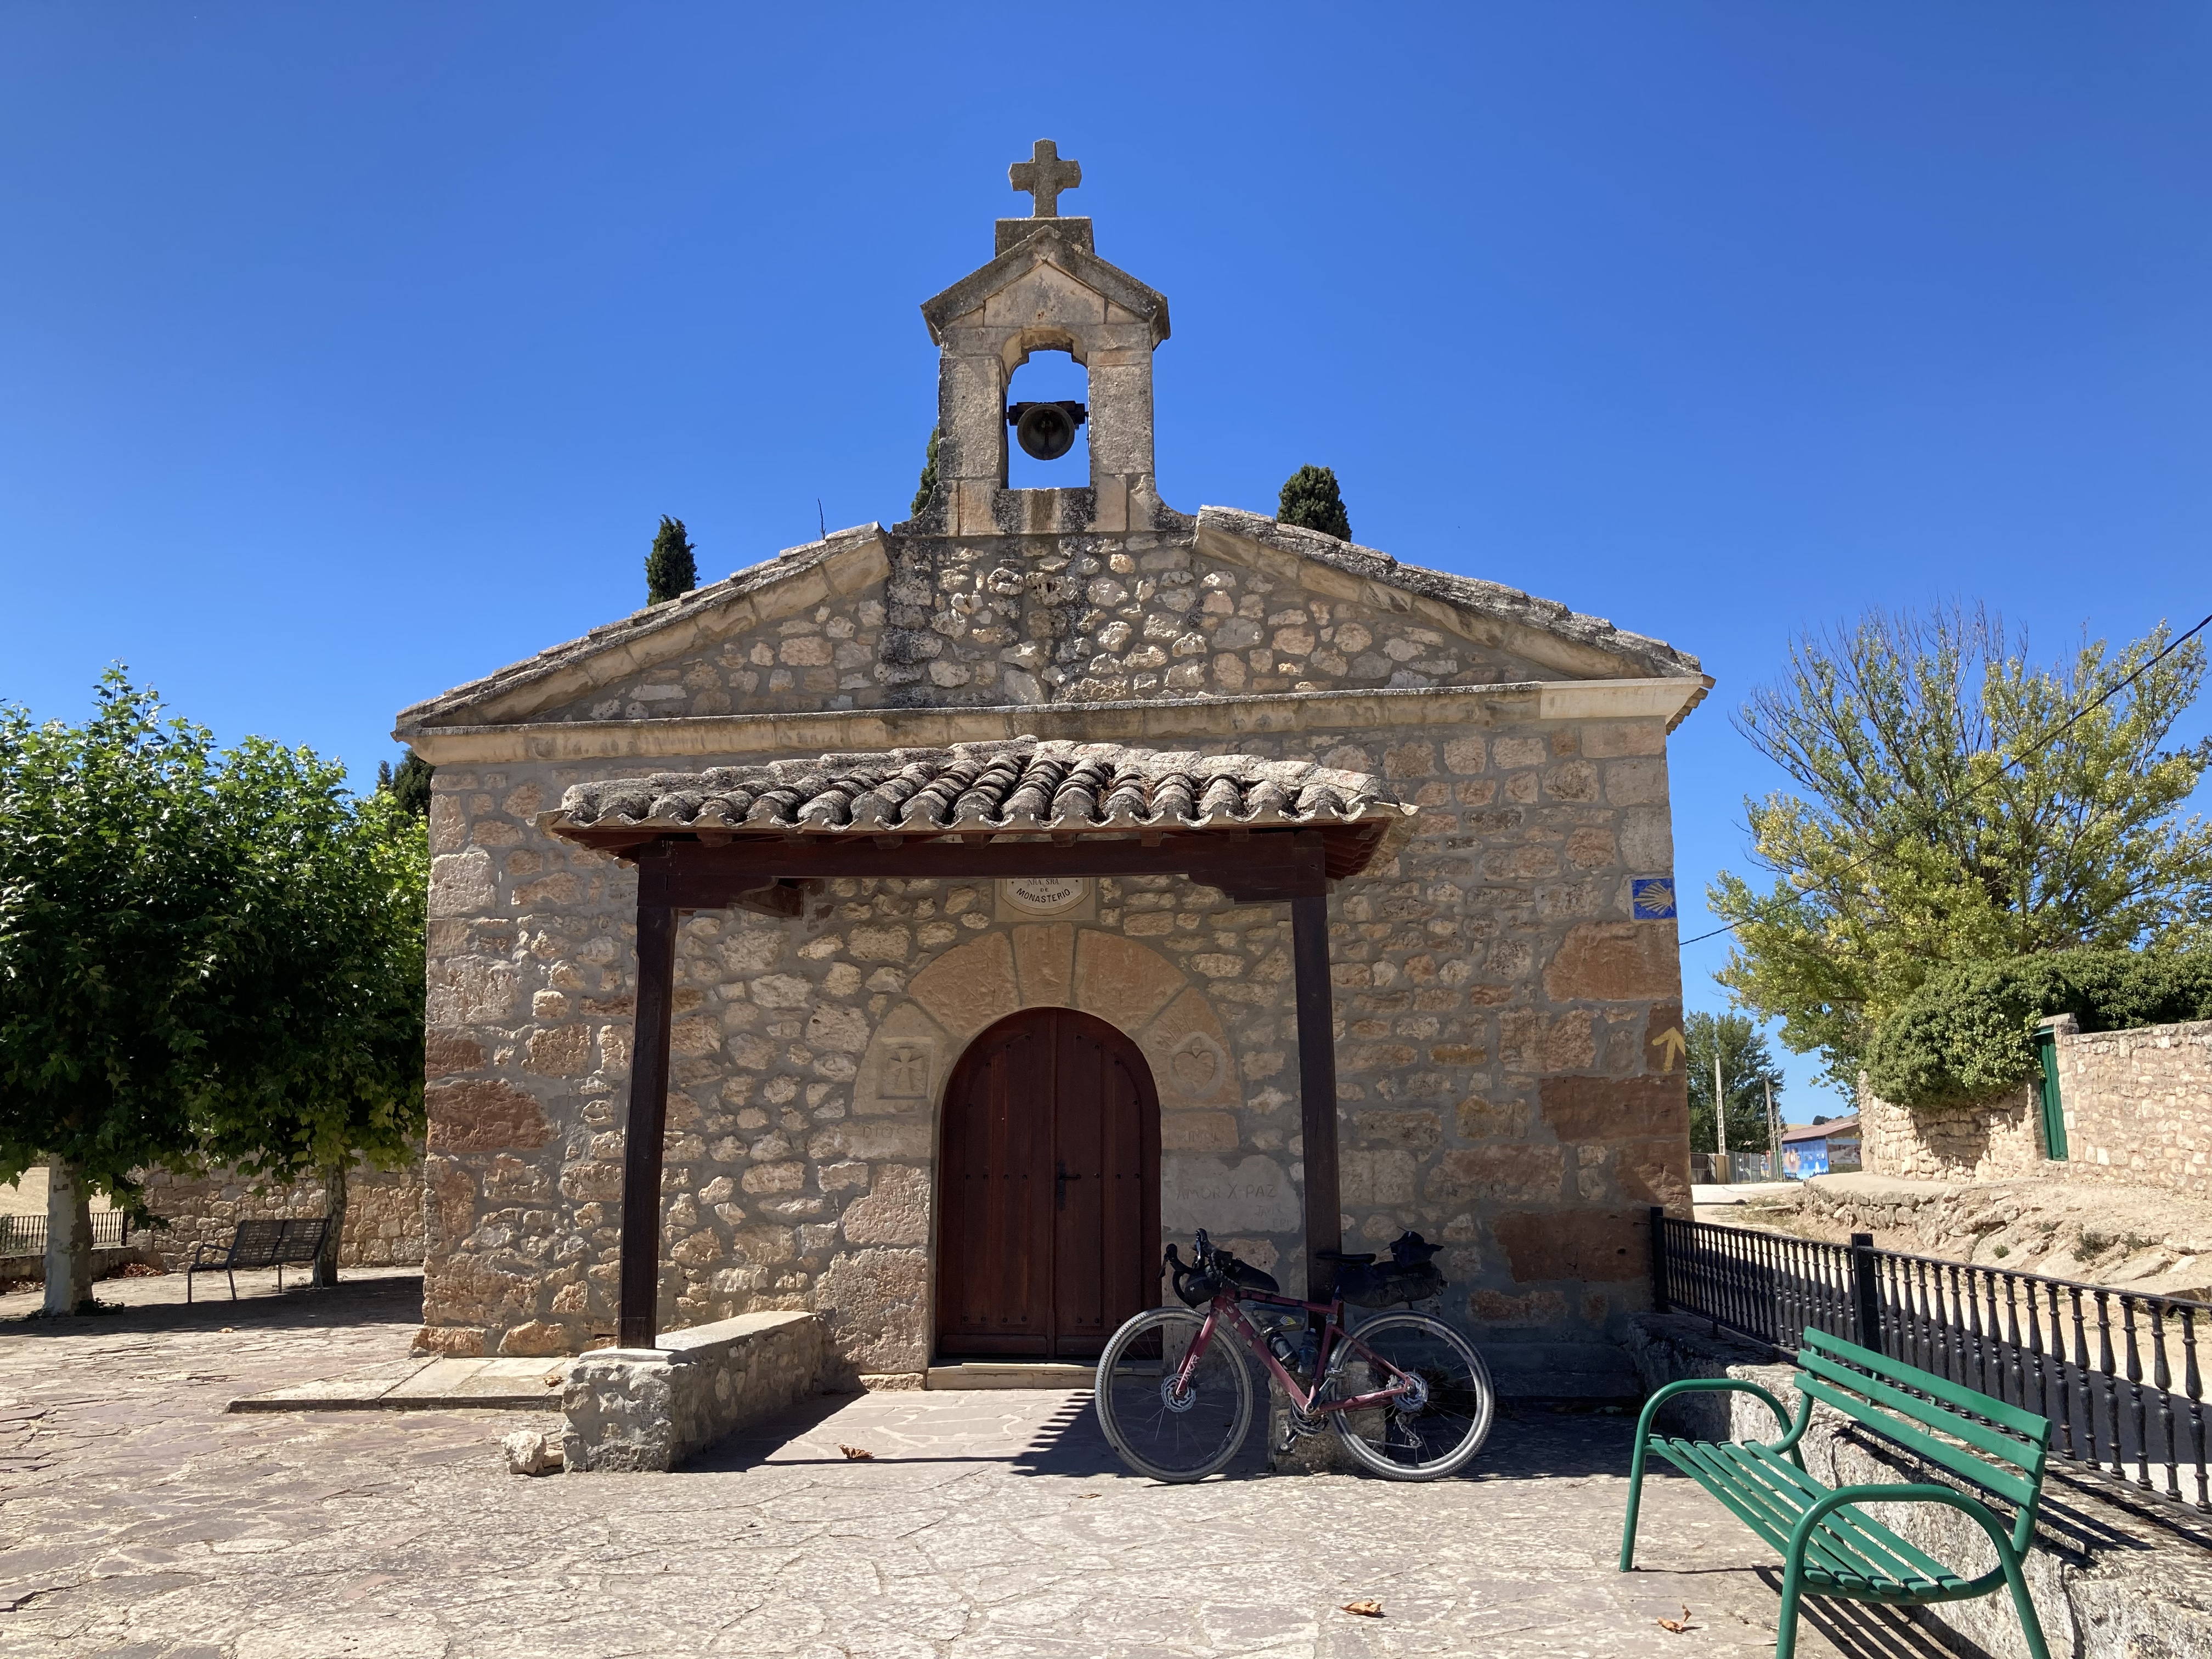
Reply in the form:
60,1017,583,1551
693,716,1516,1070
1619,1327,2052,1659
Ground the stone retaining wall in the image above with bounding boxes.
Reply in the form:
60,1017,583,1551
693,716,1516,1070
2050,1016,2212,1197
0,1244,157,1284
1861,1013,2212,1195
562,1310,827,1472
1859,1084,2046,1183
137,1158,425,1271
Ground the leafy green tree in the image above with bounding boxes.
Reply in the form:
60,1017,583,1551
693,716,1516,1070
1709,606,2212,1092
1278,465,1351,541
188,760,427,1287
1864,946,2212,1107
1684,1012,1785,1155
0,672,428,1307
379,751,433,819
644,515,697,606
1,674,232,1310
911,427,940,518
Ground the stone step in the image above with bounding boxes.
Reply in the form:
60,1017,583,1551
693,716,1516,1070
926,1362,1095,1390
228,1356,567,1413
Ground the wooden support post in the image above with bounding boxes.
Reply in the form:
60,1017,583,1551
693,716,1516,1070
617,897,679,1350
1290,886,1343,1303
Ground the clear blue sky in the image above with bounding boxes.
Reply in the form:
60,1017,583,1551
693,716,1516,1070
5,4,2209,1111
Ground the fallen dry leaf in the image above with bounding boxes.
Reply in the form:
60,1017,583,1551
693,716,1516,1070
837,1444,874,1461
1341,1600,1384,1618
1656,1605,1694,1634
542,1369,565,1389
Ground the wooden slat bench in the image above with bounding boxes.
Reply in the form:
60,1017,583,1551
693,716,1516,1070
185,1218,331,1304
1620,1327,2053,1659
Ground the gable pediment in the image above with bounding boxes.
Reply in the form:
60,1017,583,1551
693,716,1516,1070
395,504,1704,745
1192,508,1702,684
394,523,891,731
921,224,1169,346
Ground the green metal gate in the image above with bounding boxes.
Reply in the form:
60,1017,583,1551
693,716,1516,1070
2033,1026,2069,1161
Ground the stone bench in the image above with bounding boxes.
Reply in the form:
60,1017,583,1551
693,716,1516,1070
561,1311,828,1473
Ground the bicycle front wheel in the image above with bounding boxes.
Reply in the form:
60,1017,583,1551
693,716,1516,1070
1093,1306,1254,1483
1325,1310,1494,1481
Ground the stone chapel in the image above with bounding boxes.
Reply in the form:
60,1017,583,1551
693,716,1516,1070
394,143,1711,1388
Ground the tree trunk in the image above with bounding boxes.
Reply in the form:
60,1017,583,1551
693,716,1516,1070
314,1161,347,1288
42,1156,95,1316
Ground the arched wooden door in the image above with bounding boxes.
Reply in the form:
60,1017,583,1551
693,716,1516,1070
936,1008,1161,1361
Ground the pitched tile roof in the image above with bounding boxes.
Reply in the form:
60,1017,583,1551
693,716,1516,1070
546,737,1412,844
1780,1116,1860,1143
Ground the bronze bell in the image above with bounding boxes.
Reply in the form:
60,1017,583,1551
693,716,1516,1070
1008,400,1087,462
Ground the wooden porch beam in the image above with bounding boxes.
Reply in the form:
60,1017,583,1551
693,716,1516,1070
633,830,1342,909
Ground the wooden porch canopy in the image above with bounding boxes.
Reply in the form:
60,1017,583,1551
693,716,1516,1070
540,737,1417,1348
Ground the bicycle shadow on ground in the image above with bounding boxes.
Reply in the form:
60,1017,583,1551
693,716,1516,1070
690,1387,1266,1480
1007,1387,1273,1480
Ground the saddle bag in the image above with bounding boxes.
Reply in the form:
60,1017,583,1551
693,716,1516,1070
1331,1230,1445,1307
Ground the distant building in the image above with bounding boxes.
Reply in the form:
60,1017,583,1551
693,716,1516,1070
1781,1115,1861,1180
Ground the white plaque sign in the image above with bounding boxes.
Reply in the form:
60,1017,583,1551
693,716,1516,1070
998,876,1090,917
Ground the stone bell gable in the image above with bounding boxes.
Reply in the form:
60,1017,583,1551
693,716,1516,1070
912,216,1171,539
393,165,1704,741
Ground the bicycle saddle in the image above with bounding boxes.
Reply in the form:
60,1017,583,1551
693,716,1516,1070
1317,1249,1376,1265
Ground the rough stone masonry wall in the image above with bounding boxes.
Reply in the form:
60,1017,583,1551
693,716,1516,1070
2050,1016,2212,1197
416,709,1689,1372
533,527,1547,724
1859,1084,2047,1183
1861,1015,2212,1195
136,1158,425,1270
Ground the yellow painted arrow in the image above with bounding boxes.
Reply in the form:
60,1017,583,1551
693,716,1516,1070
1652,1027,1688,1073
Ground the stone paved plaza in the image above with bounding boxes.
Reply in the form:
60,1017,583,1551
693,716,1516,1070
0,1274,1959,1658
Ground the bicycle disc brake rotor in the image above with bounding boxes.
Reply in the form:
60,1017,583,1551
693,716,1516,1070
1158,1375,1201,1414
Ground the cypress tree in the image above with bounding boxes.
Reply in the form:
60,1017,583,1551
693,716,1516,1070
380,753,433,819
1278,465,1351,541
911,427,940,517
644,515,698,606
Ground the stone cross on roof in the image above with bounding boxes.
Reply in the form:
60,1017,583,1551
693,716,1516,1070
1009,138,1081,218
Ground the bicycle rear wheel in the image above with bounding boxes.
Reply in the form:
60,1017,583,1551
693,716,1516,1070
1325,1310,1494,1480
1093,1307,1254,1483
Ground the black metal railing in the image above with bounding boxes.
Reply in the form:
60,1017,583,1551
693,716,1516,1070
1652,1208,2212,1514
0,1211,132,1257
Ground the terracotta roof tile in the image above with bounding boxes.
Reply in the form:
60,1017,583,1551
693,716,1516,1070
548,737,1412,840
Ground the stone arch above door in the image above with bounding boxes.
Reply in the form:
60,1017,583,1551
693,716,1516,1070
849,925,1239,1134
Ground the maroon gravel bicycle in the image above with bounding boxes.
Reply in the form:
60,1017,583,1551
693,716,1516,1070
1093,1229,1496,1482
